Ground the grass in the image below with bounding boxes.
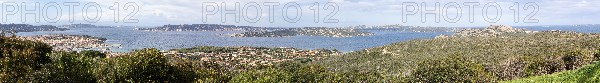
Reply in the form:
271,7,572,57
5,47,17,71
504,61,600,83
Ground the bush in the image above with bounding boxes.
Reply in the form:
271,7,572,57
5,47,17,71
79,50,106,58
492,57,527,80
1,37,52,82
594,49,600,61
230,68,293,82
338,70,388,82
95,48,194,82
408,55,496,82
169,57,232,82
230,62,343,82
39,52,97,82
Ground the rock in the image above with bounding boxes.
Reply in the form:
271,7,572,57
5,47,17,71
453,25,530,37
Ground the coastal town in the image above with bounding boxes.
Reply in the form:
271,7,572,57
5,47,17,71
16,34,119,52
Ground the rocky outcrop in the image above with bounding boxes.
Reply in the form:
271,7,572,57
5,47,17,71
453,25,536,37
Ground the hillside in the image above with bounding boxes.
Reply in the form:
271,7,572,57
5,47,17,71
318,32,600,81
504,61,600,82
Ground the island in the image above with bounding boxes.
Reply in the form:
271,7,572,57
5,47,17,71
348,24,456,32
230,27,374,37
60,24,114,28
135,24,261,31
451,25,537,37
0,23,68,33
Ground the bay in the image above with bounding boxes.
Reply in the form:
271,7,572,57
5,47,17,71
17,27,451,53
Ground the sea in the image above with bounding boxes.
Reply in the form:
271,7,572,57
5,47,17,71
16,25,600,53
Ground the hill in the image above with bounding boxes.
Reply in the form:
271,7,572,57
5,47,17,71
318,32,600,81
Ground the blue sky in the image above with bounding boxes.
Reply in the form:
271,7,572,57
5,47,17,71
1,0,598,27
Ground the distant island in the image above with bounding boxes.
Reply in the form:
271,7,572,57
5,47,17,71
137,24,373,37
230,27,374,37
450,25,536,37
60,24,114,28
135,24,260,31
348,24,456,32
0,23,68,33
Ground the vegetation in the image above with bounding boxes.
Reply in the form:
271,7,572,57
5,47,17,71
94,48,196,82
318,32,600,82
1,36,52,82
408,55,495,82
0,36,372,82
504,61,600,82
3,32,600,82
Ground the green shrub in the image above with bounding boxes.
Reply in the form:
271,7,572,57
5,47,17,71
79,50,106,58
594,49,600,61
230,62,344,82
39,52,97,82
1,37,52,82
408,55,496,82
168,57,232,82
338,70,388,82
230,68,293,83
95,48,194,82
492,57,527,80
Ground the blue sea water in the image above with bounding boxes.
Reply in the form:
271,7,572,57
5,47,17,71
17,27,451,52
18,25,598,53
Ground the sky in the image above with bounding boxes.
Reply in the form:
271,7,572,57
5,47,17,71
0,0,598,27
